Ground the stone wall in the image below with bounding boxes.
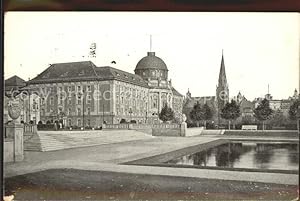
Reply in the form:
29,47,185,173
4,123,24,162
4,139,14,162
152,123,186,137
103,123,187,136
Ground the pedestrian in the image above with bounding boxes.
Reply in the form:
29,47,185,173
54,122,58,130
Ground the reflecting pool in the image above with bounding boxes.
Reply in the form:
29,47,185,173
166,142,299,171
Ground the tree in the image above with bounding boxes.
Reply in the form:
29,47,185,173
221,100,241,130
269,110,288,128
189,102,204,127
202,103,213,129
289,99,300,120
253,98,273,130
159,104,175,123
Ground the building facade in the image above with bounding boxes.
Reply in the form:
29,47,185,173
26,52,184,127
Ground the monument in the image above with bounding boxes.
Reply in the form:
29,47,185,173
5,98,24,162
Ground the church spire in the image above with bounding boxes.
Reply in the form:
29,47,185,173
218,50,228,88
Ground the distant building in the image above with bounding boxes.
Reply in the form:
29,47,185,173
253,89,299,118
183,52,229,125
26,51,184,127
233,92,255,123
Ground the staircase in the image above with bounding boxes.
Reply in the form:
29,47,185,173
24,130,153,152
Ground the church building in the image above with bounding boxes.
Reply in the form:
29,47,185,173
183,51,229,126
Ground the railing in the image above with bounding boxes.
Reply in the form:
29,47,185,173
103,124,130,129
24,124,37,134
152,124,180,129
103,123,181,130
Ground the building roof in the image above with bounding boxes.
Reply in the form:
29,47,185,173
5,75,27,92
184,96,216,108
28,61,149,87
5,75,26,86
135,52,168,71
239,99,255,110
95,66,149,87
172,87,183,97
28,61,98,84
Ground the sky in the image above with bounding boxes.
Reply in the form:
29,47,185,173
4,12,300,101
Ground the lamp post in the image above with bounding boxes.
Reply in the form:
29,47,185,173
145,111,147,124
79,90,85,129
83,89,85,129
28,90,31,123
297,105,300,134
129,108,133,122
102,103,105,124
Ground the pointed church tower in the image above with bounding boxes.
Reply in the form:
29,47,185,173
216,50,229,125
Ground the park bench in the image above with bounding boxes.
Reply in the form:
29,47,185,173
241,125,257,130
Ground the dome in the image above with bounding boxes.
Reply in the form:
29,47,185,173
135,52,168,71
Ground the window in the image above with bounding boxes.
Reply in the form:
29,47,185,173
77,97,82,104
87,85,91,92
121,97,124,104
59,96,63,104
33,100,36,109
41,109,45,116
50,97,54,105
68,108,72,115
87,119,90,126
77,119,81,126
87,95,91,104
77,108,81,115
77,86,81,92
68,86,72,92
68,119,72,126
68,98,72,104
87,107,91,115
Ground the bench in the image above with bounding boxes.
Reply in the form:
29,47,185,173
242,125,257,130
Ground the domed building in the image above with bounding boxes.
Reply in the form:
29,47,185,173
25,51,184,127
135,52,184,123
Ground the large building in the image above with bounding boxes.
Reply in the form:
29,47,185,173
183,52,229,126
26,51,184,127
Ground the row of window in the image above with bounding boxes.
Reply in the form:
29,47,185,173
40,85,93,94
41,95,93,105
115,106,148,116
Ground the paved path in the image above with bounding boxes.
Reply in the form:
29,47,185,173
4,134,299,185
